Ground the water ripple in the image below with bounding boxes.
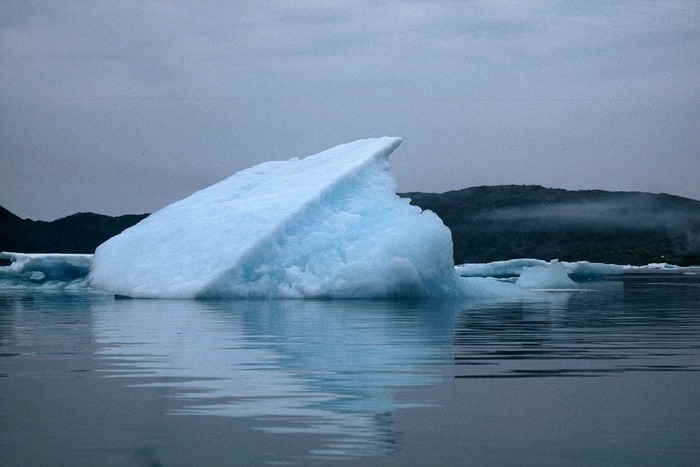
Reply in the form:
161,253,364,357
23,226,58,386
453,275,700,379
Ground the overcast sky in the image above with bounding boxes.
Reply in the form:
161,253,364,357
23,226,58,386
2,1,699,220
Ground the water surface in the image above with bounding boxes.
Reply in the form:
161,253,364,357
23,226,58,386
1,274,699,465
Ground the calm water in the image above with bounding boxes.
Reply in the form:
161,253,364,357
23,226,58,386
1,273,699,466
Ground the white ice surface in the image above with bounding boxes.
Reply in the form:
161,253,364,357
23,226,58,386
87,138,472,299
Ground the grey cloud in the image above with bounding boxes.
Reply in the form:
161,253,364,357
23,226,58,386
1,0,699,220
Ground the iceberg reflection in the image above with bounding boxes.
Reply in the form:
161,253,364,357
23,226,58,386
92,299,457,457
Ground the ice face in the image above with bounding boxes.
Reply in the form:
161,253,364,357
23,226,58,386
87,138,467,299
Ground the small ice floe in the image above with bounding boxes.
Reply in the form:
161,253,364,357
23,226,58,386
0,252,93,289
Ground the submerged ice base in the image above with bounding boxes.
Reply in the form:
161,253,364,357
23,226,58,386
88,138,468,299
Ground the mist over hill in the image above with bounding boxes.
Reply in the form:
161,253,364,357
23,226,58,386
2,185,699,266
404,185,700,266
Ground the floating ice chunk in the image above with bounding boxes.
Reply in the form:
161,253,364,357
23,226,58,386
456,258,624,280
0,252,93,290
565,261,624,279
643,263,681,270
88,138,468,299
455,259,548,278
0,252,92,281
515,260,578,289
623,263,700,274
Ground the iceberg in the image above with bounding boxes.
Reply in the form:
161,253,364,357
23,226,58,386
0,252,92,288
624,263,700,273
456,259,625,280
88,138,469,299
456,259,549,278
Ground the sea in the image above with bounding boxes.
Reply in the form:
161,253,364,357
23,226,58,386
1,271,699,466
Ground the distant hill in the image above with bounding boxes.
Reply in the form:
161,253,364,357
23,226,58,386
404,185,700,266
0,206,148,256
2,185,699,266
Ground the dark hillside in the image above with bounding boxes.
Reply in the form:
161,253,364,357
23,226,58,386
0,208,149,255
403,185,700,266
